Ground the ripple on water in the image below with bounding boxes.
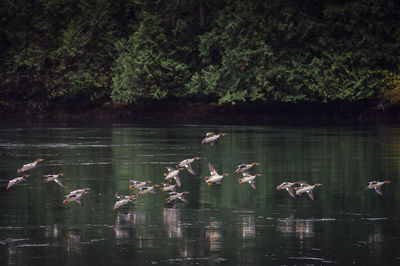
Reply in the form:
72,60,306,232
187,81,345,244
361,218,388,221
162,257,228,264
289,257,338,263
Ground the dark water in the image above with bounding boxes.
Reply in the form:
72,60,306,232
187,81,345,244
0,123,400,265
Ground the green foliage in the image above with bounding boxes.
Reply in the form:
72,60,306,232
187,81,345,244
1,0,135,104
187,0,400,104
111,11,191,103
0,0,400,108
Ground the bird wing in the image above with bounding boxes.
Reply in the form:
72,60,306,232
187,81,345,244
166,167,175,173
374,186,383,196
249,180,256,190
208,162,217,175
54,178,65,188
286,187,296,198
185,164,196,175
307,190,315,200
75,198,83,206
174,175,181,187
178,195,188,203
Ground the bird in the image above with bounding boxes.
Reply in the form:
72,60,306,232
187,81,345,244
6,175,30,190
129,180,151,190
164,167,183,187
137,185,160,196
165,191,189,204
177,157,200,175
293,183,322,200
18,158,44,173
234,162,260,174
62,188,91,206
201,132,226,146
204,162,229,186
276,181,300,198
160,183,177,193
365,181,391,196
43,173,65,188
238,173,260,190
113,194,136,210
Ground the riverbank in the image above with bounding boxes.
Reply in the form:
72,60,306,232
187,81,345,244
0,100,399,124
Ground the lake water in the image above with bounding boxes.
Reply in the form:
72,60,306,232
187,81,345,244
0,123,399,265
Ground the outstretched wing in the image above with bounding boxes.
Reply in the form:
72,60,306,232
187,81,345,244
208,162,217,176
307,190,315,200
166,167,175,173
178,195,188,203
174,175,181,187
286,187,296,198
75,198,83,206
185,164,196,175
249,180,256,190
374,186,383,196
54,178,65,188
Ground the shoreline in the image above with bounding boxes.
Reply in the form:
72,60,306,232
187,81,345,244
0,101,399,125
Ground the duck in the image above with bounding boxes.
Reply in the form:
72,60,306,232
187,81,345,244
62,188,91,206
164,167,183,187
276,181,300,198
234,162,260,174
18,158,44,173
201,132,226,146
177,157,200,175
6,175,30,190
137,184,160,196
43,173,65,188
165,191,189,204
238,173,260,190
204,162,229,186
113,194,136,210
293,183,322,200
365,180,391,196
160,183,177,193
129,180,151,190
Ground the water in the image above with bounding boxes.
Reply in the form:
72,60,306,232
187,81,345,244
0,123,400,265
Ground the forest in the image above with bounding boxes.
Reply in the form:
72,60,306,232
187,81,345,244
1,0,400,119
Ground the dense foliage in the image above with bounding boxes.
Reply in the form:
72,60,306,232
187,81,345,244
1,0,400,109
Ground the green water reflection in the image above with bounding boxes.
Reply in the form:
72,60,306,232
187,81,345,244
0,124,400,265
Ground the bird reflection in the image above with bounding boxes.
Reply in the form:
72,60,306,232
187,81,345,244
114,210,148,245
163,207,183,238
368,223,384,254
66,231,84,254
240,215,256,239
44,224,60,238
114,212,133,240
276,215,315,239
206,221,222,251
8,246,19,265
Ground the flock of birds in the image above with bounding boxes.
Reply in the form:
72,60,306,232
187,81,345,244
6,132,392,210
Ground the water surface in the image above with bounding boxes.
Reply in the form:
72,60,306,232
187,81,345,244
0,123,399,265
